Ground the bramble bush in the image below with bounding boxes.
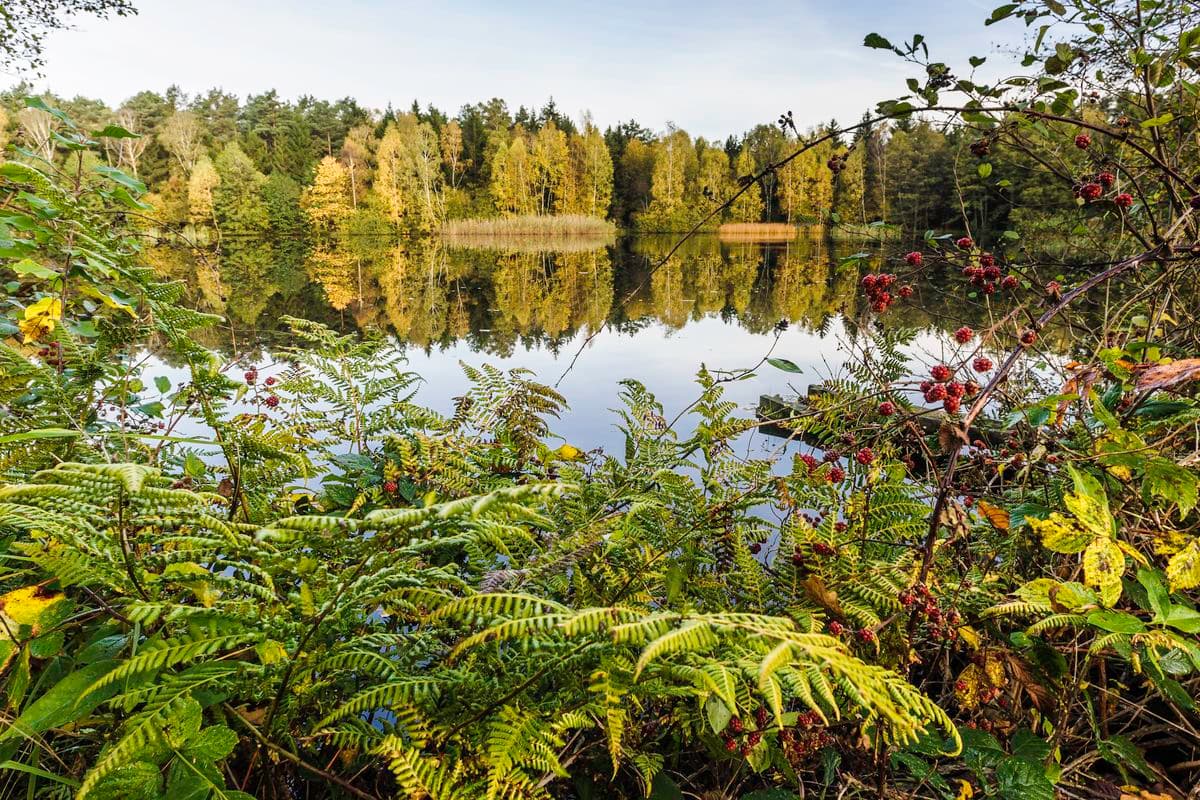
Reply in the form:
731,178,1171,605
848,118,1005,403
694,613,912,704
1,1,1199,798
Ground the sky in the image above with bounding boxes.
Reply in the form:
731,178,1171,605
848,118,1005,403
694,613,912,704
33,0,1020,139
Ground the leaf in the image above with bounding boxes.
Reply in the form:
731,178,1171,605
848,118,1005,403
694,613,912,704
1166,539,1200,591
0,660,120,743
766,358,803,374
1083,537,1124,607
1140,112,1174,128
184,725,238,761
9,258,56,279
86,762,161,800
92,124,140,139
863,33,894,50
1029,513,1090,554
92,165,147,194
977,163,993,178
1086,610,1144,633
0,760,80,788
1143,459,1199,516
705,695,732,735
1137,569,1170,621
1135,358,1200,391
995,757,1054,800
976,501,1010,531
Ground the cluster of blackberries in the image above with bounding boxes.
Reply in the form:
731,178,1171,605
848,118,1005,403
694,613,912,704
825,619,876,644
969,139,991,158
919,365,974,414
899,583,961,641
721,707,770,757
35,342,64,367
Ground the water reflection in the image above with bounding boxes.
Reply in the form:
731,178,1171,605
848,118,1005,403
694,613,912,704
148,232,997,356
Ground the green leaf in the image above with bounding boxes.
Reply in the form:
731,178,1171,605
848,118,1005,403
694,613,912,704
766,358,803,374
0,661,120,743
1141,112,1174,128
985,4,1019,26
9,258,57,279
1086,610,1144,633
705,695,732,735
863,33,894,50
1164,605,1200,633
92,125,140,139
91,165,146,194
0,760,80,788
1137,568,1170,621
154,375,172,394
978,162,993,178
87,762,161,800
996,757,1054,800
1098,735,1154,781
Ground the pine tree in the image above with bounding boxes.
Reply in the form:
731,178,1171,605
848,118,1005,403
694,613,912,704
213,141,270,235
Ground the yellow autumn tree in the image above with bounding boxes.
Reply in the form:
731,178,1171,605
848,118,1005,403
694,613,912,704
303,155,352,236
187,155,220,229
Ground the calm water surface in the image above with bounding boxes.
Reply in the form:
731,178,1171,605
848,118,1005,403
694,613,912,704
149,232,1012,454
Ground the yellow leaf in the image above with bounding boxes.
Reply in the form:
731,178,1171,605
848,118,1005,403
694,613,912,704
1166,538,1200,591
957,626,982,650
1083,537,1124,607
0,584,63,630
956,779,975,800
554,443,584,461
1029,513,1091,554
18,296,62,342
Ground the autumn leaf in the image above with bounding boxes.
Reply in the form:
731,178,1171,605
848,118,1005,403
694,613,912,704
17,296,62,342
1083,537,1124,606
976,500,1010,531
1029,513,1091,554
1134,357,1200,392
1166,538,1200,591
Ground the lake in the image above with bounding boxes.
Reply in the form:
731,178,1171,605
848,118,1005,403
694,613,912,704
146,230,1019,455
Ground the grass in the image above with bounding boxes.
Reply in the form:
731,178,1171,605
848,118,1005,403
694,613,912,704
717,222,800,242
441,215,617,237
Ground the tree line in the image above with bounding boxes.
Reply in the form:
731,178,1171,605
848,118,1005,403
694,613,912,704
0,85,1000,234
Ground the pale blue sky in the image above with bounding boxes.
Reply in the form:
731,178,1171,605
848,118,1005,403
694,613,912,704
36,0,1019,138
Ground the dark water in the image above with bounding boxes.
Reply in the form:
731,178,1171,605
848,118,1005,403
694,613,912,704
147,231,1016,453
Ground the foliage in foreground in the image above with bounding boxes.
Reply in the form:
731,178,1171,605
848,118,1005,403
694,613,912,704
2,0,1200,798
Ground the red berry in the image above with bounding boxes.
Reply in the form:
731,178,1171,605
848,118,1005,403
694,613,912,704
827,466,845,483
965,381,980,396
834,521,847,533
1020,329,1038,346
1097,171,1115,188
855,447,874,465
931,364,951,382
954,326,974,344
1080,182,1103,201
861,274,877,289
1114,192,1133,208
856,627,876,643
925,383,947,402
748,731,762,746
919,380,933,393
1074,133,1091,149
983,282,996,295
899,589,915,606
878,401,896,416
264,395,279,408
946,381,965,399
982,265,1001,281
730,717,744,733
1001,275,1018,290
813,541,836,557
904,251,923,266
943,397,961,414
979,253,995,268
724,737,738,752
749,542,762,554
383,480,398,493
244,369,257,384
972,357,993,373
955,680,968,693
792,550,805,566
827,620,844,636
264,376,277,386
898,285,914,298
956,236,974,250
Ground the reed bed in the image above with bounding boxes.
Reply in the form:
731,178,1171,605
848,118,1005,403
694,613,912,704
441,215,617,238
717,222,800,242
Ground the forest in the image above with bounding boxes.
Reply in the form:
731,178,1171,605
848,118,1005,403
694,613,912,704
0,83,988,236
2,1,1200,800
